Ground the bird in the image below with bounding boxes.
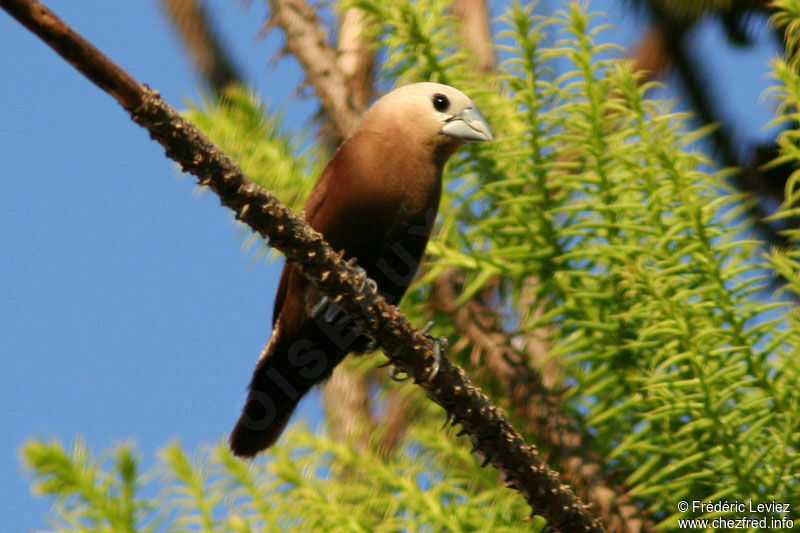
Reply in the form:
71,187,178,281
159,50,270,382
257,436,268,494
230,82,492,457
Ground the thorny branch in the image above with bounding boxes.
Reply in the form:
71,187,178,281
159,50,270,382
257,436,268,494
193,0,642,523
0,0,605,530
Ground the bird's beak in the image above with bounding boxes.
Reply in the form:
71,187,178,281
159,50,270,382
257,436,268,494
441,106,493,142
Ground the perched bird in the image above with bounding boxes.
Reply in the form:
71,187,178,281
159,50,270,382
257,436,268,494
230,82,492,457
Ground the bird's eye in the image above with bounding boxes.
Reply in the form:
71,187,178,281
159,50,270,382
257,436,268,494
432,93,450,112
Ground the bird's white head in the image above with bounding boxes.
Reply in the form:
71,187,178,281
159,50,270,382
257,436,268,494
362,82,493,147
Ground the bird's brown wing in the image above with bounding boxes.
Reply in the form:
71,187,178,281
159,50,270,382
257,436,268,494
232,132,440,457
272,136,404,322
230,162,373,456
270,160,334,325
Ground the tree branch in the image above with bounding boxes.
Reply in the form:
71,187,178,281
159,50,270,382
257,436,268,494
336,6,373,111
642,1,788,248
265,0,363,138
321,364,375,453
159,0,243,93
432,270,656,533
0,0,605,530
451,0,494,72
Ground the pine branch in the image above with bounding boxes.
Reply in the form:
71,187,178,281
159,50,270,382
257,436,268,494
643,1,787,248
431,269,656,533
0,0,605,530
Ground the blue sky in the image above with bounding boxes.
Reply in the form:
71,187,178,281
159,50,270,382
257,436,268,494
0,1,781,530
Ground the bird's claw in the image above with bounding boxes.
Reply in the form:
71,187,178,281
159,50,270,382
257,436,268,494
365,278,378,293
310,295,347,325
308,268,378,354
422,322,447,381
346,257,377,294
324,301,344,323
425,337,445,380
355,337,377,354
386,324,447,382
309,296,330,319
442,411,454,429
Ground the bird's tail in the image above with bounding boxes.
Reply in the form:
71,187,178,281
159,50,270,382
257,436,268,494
229,318,350,457
229,366,298,457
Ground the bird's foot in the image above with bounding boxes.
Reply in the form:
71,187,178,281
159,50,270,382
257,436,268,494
309,294,347,324
309,295,330,319
309,295,350,328
325,301,344,323
425,335,447,381
389,364,410,382
307,291,348,324
420,321,447,381
346,257,377,294
309,291,377,354
386,322,447,382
